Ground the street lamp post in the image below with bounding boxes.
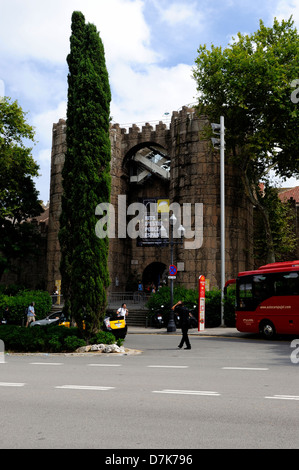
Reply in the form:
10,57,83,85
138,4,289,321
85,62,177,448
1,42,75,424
211,116,226,327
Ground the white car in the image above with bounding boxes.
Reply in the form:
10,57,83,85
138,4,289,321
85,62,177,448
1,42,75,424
30,311,64,327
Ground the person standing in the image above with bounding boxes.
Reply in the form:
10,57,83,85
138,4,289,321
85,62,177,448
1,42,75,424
172,300,192,350
138,281,143,292
26,302,36,327
2,306,9,325
116,303,128,321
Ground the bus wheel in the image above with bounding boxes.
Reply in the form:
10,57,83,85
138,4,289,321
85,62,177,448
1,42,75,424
259,320,276,339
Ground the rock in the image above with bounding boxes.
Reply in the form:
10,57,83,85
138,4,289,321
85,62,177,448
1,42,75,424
75,343,126,354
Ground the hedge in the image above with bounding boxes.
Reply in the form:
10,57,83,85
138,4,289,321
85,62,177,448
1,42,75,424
146,285,236,327
0,290,52,325
0,325,117,353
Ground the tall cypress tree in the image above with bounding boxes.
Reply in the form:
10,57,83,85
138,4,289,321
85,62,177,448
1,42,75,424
59,11,86,325
59,11,111,338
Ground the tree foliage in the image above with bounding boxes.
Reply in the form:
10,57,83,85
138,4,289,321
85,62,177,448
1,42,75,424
254,184,297,263
0,97,43,280
193,17,299,262
59,11,111,339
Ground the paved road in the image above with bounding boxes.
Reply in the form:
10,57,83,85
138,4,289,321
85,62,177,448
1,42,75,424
1,333,299,449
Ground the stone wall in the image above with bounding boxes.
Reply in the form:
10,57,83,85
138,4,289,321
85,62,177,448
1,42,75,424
46,119,66,292
46,108,254,294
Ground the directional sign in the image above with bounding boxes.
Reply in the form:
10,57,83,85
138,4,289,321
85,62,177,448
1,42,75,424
169,265,177,276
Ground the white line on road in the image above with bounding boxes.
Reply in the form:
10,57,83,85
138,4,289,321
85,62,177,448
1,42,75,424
30,362,63,366
148,365,189,369
222,367,269,371
55,385,115,391
88,364,121,367
153,389,220,396
0,382,25,387
265,395,299,401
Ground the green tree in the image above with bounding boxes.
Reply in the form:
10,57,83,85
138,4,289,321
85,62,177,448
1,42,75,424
59,11,111,339
193,17,299,263
0,97,43,280
254,184,297,263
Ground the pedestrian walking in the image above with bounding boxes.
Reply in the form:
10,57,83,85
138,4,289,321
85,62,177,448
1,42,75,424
26,302,36,327
172,300,192,349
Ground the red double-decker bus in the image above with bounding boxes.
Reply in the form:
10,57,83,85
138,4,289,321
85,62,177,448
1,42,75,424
234,260,299,338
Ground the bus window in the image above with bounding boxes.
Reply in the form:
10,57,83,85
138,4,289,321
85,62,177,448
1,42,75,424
253,274,272,301
274,272,299,296
238,280,253,309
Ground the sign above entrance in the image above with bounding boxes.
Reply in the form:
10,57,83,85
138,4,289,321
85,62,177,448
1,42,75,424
137,198,169,247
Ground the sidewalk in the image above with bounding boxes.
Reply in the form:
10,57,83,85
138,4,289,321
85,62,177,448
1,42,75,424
127,325,248,338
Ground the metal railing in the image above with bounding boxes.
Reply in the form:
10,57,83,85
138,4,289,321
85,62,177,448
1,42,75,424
50,292,150,310
107,291,150,309
51,294,64,307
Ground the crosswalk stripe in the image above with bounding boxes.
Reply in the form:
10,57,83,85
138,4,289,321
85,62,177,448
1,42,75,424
148,365,188,369
0,382,25,387
152,389,220,396
88,364,121,367
222,367,268,371
55,385,115,391
30,362,63,366
265,395,299,401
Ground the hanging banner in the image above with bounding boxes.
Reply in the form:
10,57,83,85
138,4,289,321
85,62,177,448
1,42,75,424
137,198,169,247
198,275,205,331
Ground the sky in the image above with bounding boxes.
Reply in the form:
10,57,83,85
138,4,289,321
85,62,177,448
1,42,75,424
0,0,298,203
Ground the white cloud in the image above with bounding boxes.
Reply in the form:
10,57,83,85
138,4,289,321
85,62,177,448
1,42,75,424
1,0,297,202
0,79,4,97
32,101,67,148
110,62,196,125
158,2,203,27
274,0,299,25
0,0,157,66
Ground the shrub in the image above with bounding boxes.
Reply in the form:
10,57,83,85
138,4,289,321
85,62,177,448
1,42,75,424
64,336,86,351
146,285,236,328
0,290,52,325
146,286,198,312
0,324,121,353
205,290,221,327
223,284,236,327
89,330,116,345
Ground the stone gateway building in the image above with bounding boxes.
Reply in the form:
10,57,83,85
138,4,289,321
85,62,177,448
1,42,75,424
47,106,254,296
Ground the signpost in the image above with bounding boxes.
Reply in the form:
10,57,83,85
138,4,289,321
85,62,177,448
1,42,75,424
169,265,177,276
198,275,205,331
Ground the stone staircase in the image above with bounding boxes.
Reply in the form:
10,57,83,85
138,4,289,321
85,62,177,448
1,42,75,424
126,309,149,327
106,307,149,327
50,301,149,327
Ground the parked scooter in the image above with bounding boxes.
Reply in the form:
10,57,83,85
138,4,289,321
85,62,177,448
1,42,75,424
150,305,166,328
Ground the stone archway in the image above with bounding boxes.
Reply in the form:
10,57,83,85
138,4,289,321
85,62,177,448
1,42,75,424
123,142,170,185
142,262,167,293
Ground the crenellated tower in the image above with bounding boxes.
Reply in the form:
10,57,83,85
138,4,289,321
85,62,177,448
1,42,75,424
47,107,253,294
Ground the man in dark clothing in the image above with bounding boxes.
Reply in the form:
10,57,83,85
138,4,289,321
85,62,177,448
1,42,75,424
172,300,191,349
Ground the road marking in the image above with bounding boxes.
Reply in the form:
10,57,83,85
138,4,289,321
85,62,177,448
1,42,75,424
88,364,121,367
222,367,269,371
153,389,220,396
265,395,299,401
30,362,63,366
0,382,25,387
148,365,189,369
55,385,115,391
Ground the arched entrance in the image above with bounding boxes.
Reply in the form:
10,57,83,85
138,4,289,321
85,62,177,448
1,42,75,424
142,262,167,293
123,142,170,185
